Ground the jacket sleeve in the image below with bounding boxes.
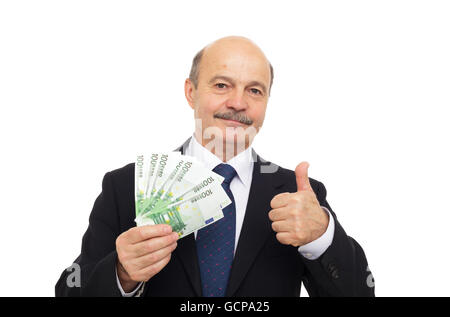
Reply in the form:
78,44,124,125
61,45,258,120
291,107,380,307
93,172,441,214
301,181,375,297
55,171,123,297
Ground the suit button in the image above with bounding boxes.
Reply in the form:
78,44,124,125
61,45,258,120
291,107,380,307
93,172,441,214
327,263,339,279
331,269,339,279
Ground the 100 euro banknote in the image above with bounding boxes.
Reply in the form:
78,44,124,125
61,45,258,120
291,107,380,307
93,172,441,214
135,152,232,238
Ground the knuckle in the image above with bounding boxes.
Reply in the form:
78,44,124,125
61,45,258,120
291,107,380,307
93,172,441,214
116,234,127,248
160,254,171,267
270,194,282,207
119,253,131,264
153,225,164,237
157,223,169,232
117,247,127,260
155,239,165,250
269,209,278,220
271,222,278,231
140,242,151,254
115,241,122,253
127,226,137,235
115,235,122,247
289,208,298,217
293,213,302,222
165,235,174,245
276,233,286,244
138,228,148,241
146,241,156,253
147,252,157,264
147,265,157,277
295,230,305,242
158,238,169,250
270,199,276,209
289,195,301,204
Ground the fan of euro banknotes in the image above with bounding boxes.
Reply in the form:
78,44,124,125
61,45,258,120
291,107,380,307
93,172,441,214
135,152,232,238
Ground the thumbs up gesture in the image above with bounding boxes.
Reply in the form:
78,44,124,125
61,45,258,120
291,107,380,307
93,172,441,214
268,162,329,247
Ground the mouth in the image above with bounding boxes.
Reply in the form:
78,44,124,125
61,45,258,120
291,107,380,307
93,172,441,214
218,118,249,127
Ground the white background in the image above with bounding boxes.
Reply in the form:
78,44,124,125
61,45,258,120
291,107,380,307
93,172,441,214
1,0,449,297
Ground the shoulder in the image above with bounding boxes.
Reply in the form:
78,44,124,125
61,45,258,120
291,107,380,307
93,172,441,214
107,162,134,179
103,162,135,192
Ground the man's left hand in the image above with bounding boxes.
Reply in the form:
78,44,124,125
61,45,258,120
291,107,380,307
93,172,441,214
269,162,329,247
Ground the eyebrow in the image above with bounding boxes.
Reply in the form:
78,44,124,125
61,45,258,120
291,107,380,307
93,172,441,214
208,75,267,95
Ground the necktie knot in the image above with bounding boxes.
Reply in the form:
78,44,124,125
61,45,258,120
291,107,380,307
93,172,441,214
213,163,237,185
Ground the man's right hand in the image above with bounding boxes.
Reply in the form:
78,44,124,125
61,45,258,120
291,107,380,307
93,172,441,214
115,224,179,293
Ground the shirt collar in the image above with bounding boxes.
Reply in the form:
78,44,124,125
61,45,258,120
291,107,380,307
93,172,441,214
184,134,254,187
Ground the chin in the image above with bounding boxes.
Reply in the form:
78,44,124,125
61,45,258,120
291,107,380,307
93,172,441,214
223,129,254,147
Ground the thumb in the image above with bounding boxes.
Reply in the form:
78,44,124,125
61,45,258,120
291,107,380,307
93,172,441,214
295,162,312,192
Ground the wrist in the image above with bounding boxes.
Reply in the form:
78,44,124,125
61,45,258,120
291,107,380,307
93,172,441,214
307,207,330,243
116,260,139,292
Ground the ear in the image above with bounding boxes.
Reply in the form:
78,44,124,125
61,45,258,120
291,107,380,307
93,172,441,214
184,78,196,110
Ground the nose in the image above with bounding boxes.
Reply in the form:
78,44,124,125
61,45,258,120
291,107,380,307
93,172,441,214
225,88,248,111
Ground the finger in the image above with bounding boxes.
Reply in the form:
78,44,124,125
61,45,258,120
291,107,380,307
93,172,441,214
135,254,172,282
132,242,178,270
128,224,173,244
275,232,296,246
132,232,179,257
268,207,290,222
271,220,293,233
295,162,313,192
270,192,291,209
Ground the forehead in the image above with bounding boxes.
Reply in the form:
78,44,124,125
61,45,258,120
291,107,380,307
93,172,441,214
198,43,271,85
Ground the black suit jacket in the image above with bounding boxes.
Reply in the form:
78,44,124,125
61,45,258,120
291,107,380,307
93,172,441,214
55,138,375,297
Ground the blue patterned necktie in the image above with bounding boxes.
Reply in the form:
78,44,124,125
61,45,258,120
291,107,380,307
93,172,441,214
196,163,237,297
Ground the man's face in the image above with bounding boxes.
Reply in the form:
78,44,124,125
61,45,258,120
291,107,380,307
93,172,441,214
185,39,271,151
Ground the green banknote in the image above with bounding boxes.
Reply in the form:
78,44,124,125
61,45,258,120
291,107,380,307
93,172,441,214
135,152,232,238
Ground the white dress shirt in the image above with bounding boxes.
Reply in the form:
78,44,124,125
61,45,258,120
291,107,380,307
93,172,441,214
117,134,335,296
185,134,254,251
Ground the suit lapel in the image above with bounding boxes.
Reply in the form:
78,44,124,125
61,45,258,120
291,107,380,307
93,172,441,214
174,233,202,296
172,137,202,296
226,151,286,296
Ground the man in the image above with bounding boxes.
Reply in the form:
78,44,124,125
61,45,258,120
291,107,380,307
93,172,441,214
55,36,374,297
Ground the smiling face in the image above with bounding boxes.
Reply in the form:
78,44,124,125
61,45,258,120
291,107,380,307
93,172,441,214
185,37,272,158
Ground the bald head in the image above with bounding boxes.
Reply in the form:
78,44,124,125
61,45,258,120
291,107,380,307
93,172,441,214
189,36,274,94
204,36,267,59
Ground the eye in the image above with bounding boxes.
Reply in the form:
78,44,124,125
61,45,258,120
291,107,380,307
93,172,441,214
250,88,262,95
215,83,227,89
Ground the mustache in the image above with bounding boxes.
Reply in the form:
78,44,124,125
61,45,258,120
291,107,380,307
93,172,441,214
214,111,253,125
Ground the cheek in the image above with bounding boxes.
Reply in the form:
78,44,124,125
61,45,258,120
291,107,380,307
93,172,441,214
250,103,267,126
194,95,222,122
201,95,227,117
